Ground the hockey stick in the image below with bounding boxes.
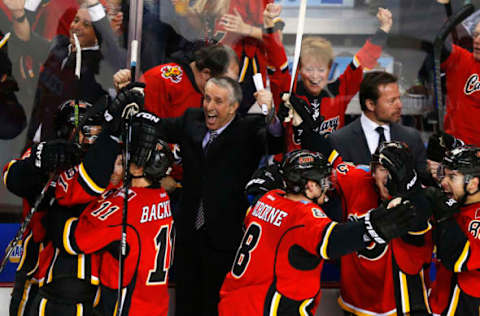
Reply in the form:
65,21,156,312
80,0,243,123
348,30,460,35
0,35,85,273
73,33,82,144
445,2,461,44
282,0,307,125
433,3,474,131
115,38,139,316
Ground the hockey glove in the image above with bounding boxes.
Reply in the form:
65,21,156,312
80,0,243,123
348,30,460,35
104,82,145,136
280,93,315,128
423,187,461,223
245,163,285,205
426,131,464,162
378,144,419,195
364,197,416,244
32,140,83,172
130,111,162,167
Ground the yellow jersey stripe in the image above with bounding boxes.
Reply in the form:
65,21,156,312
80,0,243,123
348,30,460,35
454,241,470,272
299,298,313,316
93,287,101,307
239,57,249,83
419,269,432,314
47,249,60,284
245,206,252,217
91,275,100,286
63,217,79,255
17,233,32,271
3,160,16,185
446,285,460,316
39,298,47,316
17,279,31,316
319,222,338,260
252,58,258,74
77,254,85,279
408,221,432,235
399,271,410,314
28,243,43,277
269,292,282,316
79,163,104,194
0,32,10,49
76,303,83,316
353,55,361,69
328,150,339,165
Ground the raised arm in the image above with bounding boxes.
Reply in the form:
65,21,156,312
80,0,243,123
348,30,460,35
3,0,31,42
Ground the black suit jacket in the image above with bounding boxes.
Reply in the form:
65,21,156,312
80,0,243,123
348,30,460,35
329,117,427,173
159,108,283,250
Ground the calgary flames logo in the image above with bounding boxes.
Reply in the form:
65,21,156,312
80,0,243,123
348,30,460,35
161,65,183,83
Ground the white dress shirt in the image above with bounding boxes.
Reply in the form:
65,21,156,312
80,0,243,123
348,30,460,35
360,113,391,155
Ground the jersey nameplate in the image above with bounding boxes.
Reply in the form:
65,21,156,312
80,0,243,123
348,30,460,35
251,201,288,227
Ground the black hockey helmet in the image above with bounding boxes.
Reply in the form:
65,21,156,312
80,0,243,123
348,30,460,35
281,149,332,194
442,145,480,179
245,163,286,198
142,139,173,182
54,99,104,141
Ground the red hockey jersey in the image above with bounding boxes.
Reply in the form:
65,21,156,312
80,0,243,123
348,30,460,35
442,44,480,146
63,186,174,316
219,189,335,316
142,62,202,119
429,202,480,315
334,163,433,315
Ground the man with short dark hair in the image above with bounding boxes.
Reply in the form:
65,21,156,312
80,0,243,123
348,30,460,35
155,76,283,316
329,71,426,174
427,145,480,315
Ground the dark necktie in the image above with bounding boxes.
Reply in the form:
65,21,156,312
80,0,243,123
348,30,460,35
196,131,219,230
204,130,218,153
375,126,386,150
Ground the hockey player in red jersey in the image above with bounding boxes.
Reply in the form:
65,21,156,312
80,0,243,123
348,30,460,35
296,122,434,315
219,149,420,316
51,111,175,316
3,98,105,316
265,7,392,153
334,142,434,316
427,145,480,315
113,44,239,119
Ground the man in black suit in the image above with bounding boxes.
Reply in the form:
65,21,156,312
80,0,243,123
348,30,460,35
156,76,283,316
329,71,426,173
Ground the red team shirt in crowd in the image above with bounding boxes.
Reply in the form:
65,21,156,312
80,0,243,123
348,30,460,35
442,44,480,146
334,163,433,315
212,0,272,87
62,185,174,316
219,189,336,316
429,202,480,315
263,31,383,152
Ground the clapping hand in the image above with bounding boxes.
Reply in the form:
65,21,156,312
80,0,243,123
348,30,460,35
221,8,252,36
